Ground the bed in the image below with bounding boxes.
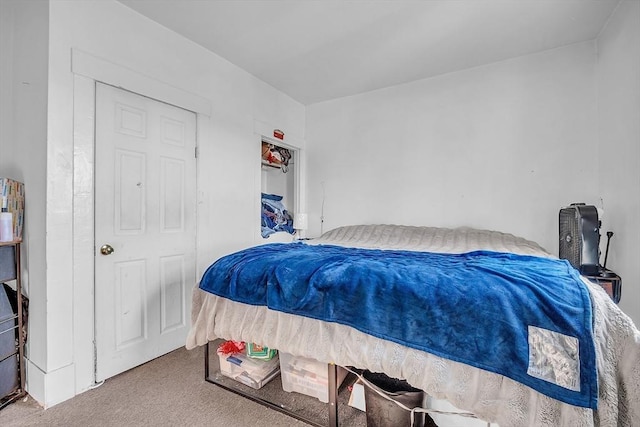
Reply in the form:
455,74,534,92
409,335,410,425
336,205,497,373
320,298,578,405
186,224,640,426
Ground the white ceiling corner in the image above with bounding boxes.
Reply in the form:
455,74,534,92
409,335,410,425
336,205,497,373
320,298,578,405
117,0,620,105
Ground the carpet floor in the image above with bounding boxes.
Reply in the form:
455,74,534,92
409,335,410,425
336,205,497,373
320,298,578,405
0,345,367,427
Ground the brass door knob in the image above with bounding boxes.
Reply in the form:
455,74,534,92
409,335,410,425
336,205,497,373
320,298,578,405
100,244,114,255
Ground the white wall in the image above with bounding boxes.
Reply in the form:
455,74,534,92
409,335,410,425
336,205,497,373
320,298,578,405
0,0,15,161
596,0,640,326
306,31,640,327
29,0,304,407
0,0,49,403
306,42,599,255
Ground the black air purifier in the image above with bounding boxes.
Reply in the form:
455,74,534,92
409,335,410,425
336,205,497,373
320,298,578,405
559,203,600,275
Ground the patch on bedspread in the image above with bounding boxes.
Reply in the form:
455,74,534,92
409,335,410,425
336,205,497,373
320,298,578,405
199,243,597,409
527,326,580,391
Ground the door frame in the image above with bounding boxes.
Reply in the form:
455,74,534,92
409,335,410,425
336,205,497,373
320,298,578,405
71,49,211,393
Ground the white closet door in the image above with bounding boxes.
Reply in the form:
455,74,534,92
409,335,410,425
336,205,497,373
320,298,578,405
94,83,197,381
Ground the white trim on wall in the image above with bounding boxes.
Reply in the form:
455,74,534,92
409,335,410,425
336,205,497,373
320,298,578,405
72,74,96,394
71,49,212,117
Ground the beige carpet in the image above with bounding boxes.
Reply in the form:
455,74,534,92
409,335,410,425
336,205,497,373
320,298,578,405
0,346,317,427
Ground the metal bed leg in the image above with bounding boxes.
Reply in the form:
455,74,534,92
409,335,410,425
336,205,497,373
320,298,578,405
328,363,338,427
204,341,210,379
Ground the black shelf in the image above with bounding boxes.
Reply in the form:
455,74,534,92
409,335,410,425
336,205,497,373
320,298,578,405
0,242,26,410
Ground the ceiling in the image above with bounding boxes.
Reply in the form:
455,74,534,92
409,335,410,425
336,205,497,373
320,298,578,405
117,0,620,105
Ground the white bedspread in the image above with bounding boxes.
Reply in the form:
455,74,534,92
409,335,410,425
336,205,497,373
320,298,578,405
186,224,640,427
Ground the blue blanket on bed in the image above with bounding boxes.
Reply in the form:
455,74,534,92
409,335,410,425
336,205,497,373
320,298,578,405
199,242,597,409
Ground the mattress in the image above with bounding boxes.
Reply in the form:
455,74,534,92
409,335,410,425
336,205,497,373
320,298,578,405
186,224,640,426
